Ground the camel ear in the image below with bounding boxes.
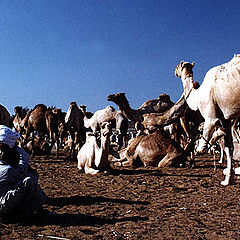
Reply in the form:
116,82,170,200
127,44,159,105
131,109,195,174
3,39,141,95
180,61,185,67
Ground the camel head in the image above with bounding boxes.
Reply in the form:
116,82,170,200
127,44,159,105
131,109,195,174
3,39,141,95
65,101,82,126
14,106,22,114
175,61,195,78
79,105,87,113
158,94,171,102
107,93,126,104
100,122,112,137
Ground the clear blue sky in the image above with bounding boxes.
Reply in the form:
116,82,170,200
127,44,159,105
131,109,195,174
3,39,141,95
0,0,240,115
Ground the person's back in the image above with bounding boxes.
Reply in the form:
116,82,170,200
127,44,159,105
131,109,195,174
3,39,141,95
0,125,48,221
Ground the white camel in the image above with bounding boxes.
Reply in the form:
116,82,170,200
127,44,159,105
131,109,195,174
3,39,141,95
77,122,112,175
83,106,116,134
83,105,128,150
174,55,240,185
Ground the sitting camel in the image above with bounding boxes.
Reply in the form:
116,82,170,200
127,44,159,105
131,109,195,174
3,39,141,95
107,92,188,143
83,106,128,150
77,122,112,174
110,129,186,168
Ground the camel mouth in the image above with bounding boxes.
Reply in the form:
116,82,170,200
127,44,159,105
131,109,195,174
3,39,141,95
107,95,112,101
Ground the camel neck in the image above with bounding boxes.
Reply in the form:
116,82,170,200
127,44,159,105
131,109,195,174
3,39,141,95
182,76,194,96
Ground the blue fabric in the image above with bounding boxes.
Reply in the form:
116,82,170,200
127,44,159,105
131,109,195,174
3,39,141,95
0,147,29,197
0,125,20,148
0,147,47,216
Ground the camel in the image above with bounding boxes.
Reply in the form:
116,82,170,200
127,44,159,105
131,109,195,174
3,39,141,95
83,106,128,150
79,105,93,119
13,106,30,136
107,92,174,122
77,122,112,174
143,55,240,185
63,101,86,158
0,104,11,127
45,108,65,157
23,104,64,157
110,128,186,168
107,92,188,144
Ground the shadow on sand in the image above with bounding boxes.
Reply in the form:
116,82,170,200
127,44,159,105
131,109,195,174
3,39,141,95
23,213,149,227
46,195,150,207
5,195,150,227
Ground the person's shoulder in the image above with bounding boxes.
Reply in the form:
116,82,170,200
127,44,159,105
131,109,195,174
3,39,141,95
0,164,13,177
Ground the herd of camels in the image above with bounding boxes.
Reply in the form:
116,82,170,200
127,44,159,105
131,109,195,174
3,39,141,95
1,54,240,186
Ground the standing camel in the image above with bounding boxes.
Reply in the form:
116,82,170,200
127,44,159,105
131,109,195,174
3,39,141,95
63,102,86,158
13,106,30,135
143,55,240,186
23,104,63,157
83,106,128,150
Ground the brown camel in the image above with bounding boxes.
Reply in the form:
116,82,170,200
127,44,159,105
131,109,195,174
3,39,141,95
13,106,30,135
45,108,65,157
110,129,186,168
107,92,186,142
23,104,64,157
62,101,86,158
0,104,11,127
107,92,174,122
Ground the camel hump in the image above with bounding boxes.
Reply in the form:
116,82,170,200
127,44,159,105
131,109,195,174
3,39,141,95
106,105,115,110
158,94,171,102
33,104,47,111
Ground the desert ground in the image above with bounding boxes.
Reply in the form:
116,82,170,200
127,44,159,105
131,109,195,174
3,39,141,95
1,153,240,240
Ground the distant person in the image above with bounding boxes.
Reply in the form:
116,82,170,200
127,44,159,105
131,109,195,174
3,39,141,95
0,125,49,221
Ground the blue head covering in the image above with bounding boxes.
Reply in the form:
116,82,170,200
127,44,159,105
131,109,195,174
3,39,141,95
0,125,20,148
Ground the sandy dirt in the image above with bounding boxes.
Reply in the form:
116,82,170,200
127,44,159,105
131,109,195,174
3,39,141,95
0,153,240,240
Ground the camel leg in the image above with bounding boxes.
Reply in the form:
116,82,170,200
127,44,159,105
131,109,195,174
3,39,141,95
121,156,134,167
84,165,99,175
221,147,233,186
221,122,234,186
117,134,123,151
123,135,128,148
56,136,60,158
158,153,185,168
158,154,173,168
67,131,75,159
219,145,224,164
196,119,219,153
84,158,99,175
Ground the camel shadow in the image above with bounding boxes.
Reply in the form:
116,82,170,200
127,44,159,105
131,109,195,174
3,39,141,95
46,195,150,207
110,168,159,176
155,172,212,178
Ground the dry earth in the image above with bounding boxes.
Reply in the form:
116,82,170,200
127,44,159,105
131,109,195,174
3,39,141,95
0,153,240,240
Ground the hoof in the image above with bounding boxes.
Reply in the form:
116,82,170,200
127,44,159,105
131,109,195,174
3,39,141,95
234,167,240,175
221,179,230,186
223,168,230,175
